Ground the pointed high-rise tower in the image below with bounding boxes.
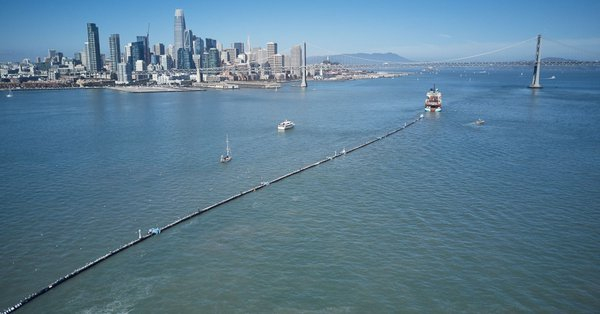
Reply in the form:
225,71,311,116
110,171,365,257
174,9,186,67
529,34,542,89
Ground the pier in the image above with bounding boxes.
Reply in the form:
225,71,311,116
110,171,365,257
2,113,425,314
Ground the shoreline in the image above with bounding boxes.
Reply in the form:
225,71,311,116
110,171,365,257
107,86,206,93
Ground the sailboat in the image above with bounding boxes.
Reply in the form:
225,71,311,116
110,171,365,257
6,88,13,98
220,134,232,163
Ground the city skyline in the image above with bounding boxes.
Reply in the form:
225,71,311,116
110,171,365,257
0,0,599,63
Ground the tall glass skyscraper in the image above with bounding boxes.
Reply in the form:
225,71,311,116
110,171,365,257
109,34,121,74
174,9,186,66
86,23,102,73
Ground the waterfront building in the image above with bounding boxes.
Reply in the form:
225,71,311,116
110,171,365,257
116,62,131,83
174,9,186,66
81,42,89,70
109,34,121,74
271,54,284,74
290,45,302,77
86,23,102,73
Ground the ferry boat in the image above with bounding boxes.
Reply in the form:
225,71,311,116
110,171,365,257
424,85,442,112
278,119,295,130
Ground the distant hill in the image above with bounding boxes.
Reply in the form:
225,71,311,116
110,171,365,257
541,57,579,62
307,53,411,65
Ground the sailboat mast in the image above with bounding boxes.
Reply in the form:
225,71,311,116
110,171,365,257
226,134,230,155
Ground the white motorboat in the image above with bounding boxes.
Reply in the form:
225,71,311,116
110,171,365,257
278,119,295,131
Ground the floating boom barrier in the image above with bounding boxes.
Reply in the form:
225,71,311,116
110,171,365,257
2,113,425,313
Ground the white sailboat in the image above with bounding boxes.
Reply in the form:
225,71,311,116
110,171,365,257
220,134,232,163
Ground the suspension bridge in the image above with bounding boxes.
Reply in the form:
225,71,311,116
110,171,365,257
2,34,597,313
133,35,599,90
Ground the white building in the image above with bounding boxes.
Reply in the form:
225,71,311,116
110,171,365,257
290,45,302,77
117,62,131,84
135,60,146,72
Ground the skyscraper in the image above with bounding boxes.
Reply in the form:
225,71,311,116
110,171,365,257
109,34,121,73
174,9,186,66
290,44,302,77
205,38,217,51
266,42,277,57
207,48,220,74
154,43,165,56
184,29,193,51
233,42,244,54
137,35,150,65
86,23,102,73
193,37,204,55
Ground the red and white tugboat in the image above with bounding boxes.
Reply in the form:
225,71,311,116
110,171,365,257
424,85,442,112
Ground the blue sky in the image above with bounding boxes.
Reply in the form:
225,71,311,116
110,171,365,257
1,0,599,62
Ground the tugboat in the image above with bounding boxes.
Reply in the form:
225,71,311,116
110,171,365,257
424,85,442,112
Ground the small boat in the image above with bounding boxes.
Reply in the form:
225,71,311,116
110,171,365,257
475,118,485,125
548,75,556,80
278,119,295,131
424,85,442,112
220,134,232,163
6,89,13,98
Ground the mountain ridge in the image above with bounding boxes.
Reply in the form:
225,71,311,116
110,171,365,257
307,52,412,65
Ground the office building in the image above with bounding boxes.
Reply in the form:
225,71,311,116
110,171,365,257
109,34,121,73
193,37,204,55
154,43,165,56
267,42,277,57
233,42,244,55
205,38,216,51
174,9,186,65
86,23,102,73
117,62,131,83
290,44,302,77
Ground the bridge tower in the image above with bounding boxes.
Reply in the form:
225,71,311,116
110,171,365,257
300,42,308,88
529,34,542,89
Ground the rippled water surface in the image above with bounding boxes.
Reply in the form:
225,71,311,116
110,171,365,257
1,68,599,312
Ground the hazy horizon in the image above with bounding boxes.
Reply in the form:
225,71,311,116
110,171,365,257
1,0,599,63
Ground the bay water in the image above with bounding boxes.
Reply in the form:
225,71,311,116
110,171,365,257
1,68,599,312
